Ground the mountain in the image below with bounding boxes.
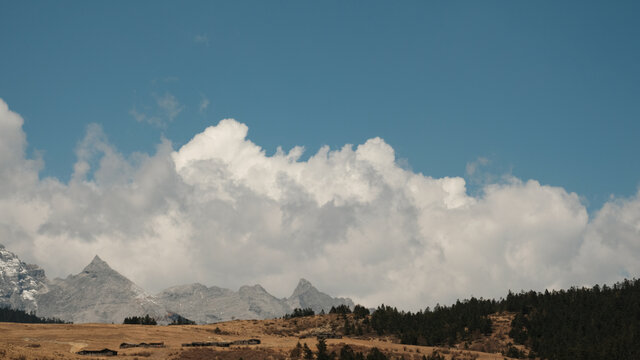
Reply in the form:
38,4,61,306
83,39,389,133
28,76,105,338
0,244,355,324
0,244,47,313
287,278,354,313
155,283,239,323
35,255,169,324
238,284,291,318
155,283,291,323
156,279,354,324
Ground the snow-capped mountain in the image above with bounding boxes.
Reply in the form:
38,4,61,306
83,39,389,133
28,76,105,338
0,244,47,313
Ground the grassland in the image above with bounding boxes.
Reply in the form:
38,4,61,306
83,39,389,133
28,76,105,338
0,313,523,360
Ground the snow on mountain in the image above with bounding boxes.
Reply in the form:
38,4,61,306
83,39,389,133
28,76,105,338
0,244,47,313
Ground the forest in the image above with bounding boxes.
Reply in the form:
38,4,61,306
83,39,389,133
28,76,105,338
290,339,446,360
0,307,67,324
284,307,316,319
369,278,640,360
370,297,494,346
504,279,640,360
123,314,157,325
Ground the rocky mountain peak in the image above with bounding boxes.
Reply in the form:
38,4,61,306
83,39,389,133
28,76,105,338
287,278,354,314
291,278,314,297
36,254,168,324
239,284,268,294
82,255,112,273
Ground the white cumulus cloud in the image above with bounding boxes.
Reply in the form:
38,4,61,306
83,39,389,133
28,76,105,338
1,97,639,310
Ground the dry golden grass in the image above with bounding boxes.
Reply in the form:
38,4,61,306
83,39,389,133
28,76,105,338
0,314,521,360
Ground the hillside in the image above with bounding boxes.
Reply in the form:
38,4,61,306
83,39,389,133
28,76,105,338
0,313,519,360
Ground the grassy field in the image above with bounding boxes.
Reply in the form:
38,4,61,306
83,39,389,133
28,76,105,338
0,313,522,360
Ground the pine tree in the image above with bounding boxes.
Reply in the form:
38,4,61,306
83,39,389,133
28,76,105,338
303,343,314,360
344,317,352,335
316,339,332,360
290,342,303,359
340,345,356,360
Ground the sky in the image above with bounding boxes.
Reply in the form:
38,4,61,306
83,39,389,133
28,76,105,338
0,1,639,310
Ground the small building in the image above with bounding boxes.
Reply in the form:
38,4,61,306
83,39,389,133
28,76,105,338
182,341,231,347
77,348,118,356
316,333,343,340
232,339,261,345
120,342,165,349
142,342,165,348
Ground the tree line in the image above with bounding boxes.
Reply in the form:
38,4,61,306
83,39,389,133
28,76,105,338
0,307,68,324
123,314,157,325
504,279,640,360
367,278,640,360
290,339,387,360
290,339,444,360
369,297,494,346
284,307,316,319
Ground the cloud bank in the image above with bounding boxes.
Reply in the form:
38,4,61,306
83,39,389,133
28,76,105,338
1,98,639,310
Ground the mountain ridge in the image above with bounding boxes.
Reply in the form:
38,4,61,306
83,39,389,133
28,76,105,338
0,244,354,324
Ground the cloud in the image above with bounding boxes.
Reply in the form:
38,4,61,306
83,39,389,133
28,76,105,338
466,157,489,176
193,34,209,47
130,92,183,128
157,93,183,122
129,107,157,126
199,96,210,113
2,97,640,310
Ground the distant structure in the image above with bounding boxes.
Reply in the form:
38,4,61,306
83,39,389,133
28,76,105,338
77,348,118,356
316,333,343,340
120,342,165,348
232,339,261,345
182,341,231,347
181,339,261,347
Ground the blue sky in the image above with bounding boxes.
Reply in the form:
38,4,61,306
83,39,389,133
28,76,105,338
2,1,640,306
2,1,639,209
